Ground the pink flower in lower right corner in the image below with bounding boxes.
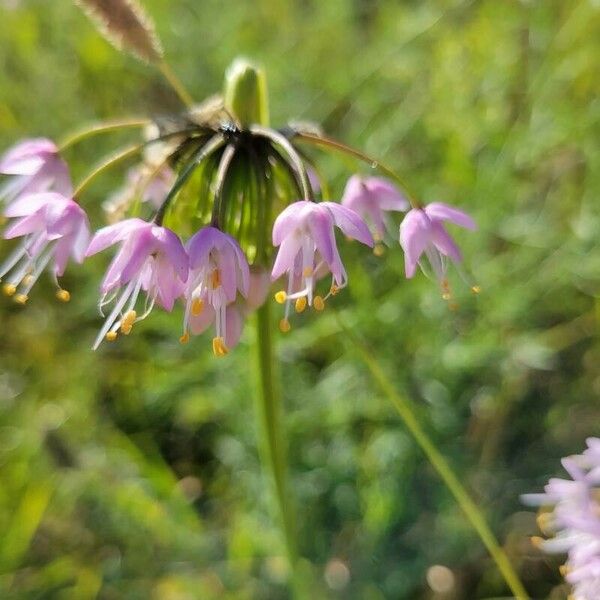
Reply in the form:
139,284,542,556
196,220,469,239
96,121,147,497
399,202,476,297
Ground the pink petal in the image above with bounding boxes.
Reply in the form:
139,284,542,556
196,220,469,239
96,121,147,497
399,209,431,278
430,221,462,262
366,177,409,211
4,191,63,218
272,201,311,246
271,235,301,280
224,305,244,349
424,202,476,230
322,202,374,246
152,225,188,283
3,213,45,239
0,139,57,175
86,218,147,257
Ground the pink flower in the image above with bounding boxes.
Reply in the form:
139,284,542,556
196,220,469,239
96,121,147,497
181,227,249,356
399,202,476,296
271,200,373,330
86,218,188,348
341,175,408,243
0,139,72,206
522,438,600,600
1,192,89,303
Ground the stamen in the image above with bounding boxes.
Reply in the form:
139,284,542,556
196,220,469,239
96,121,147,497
120,310,137,335
295,297,307,313
210,268,221,289
530,536,544,549
302,266,313,278
14,294,28,305
106,331,118,342
279,318,291,333
212,336,229,356
56,289,71,303
471,285,481,294
179,331,190,344
441,278,452,301
274,291,287,304
373,243,385,257
313,296,325,311
3,283,16,297
191,298,204,315
330,284,339,296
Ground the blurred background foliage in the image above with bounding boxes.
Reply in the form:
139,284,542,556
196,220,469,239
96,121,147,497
0,0,599,598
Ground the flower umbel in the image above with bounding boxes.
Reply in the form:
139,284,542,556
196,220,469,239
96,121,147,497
86,218,188,348
271,200,373,331
1,192,89,303
522,438,600,600
0,138,72,206
399,202,477,298
182,226,250,356
341,175,408,251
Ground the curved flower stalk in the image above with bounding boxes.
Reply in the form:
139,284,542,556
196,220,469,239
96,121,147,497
0,139,71,206
85,218,188,349
271,200,373,332
1,192,89,303
400,202,478,299
181,226,249,355
523,438,600,600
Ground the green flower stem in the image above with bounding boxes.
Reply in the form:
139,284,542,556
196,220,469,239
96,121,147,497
158,59,195,107
254,302,300,590
73,143,144,199
58,118,151,152
295,132,421,208
338,318,529,600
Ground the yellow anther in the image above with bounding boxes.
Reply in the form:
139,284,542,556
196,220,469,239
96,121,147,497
302,266,313,278
471,285,481,294
274,291,287,304
373,244,385,257
210,268,221,289
330,284,339,296
279,318,291,333
106,331,118,342
530,536,544,548
120,310,137,335
212,336,229,357
536,512,552,533
441,279,452,301
179,331,190,344
191,298,204,316
55,289,71,303
313,296,325,311
295,297,307,313
559,564,570,576
14,294,28,305
22,274,34,286
3,283,16,297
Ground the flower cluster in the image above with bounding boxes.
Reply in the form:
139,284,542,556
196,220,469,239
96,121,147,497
523,438,600,600
0,121,476,356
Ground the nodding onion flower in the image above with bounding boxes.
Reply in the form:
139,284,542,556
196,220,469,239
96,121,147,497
522,438,600,600
271,200,373,332
181,226,249,356
399,202,477,299
85,218,188,349
0,59,477,355
0,138,72,206
1,192,89,303
341,175,409,253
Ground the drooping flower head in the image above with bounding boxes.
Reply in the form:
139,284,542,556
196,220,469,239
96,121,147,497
271,200,373,331
341,175,409,250
522,438,600,600
181,226,249,356
86,218,188,349
0,139,72,206
399,202,477,298
1,192,89,303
